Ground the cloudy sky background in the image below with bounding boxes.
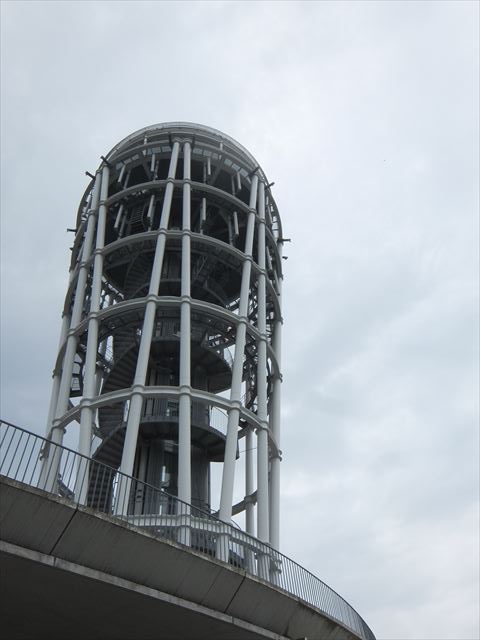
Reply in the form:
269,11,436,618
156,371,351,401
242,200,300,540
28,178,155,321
1,1,478,638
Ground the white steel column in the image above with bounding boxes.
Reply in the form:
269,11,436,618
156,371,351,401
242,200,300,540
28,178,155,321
75,163,110,502
178,141,192,544
269,243,283,550
146,194,156,230
117,141,180,492
244,423,255,572
245,425,255,535
44,206,95,443
39,312,70,488
41,171,102,490
256,180,270,546
217,174,258,561
200,197,206,232
44,312,70,435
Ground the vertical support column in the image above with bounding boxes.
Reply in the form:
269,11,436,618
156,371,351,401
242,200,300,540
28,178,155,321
178,140,192,545
244,423,255,572
256,180,270,579
256,181,270,542
39,312,70,488
45,217,88,439
217,173,258,562
146,194,156,230
200,197,206,233
41,171,102,492
75,163,110,503
44,313,70,437
133,444,148,515
116,141,180,512
269,243,283,551
245,425,255,535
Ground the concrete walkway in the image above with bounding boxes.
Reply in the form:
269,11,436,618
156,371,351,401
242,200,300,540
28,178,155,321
0,477,360,640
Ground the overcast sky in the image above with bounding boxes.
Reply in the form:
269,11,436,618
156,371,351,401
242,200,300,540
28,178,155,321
1,1,479,638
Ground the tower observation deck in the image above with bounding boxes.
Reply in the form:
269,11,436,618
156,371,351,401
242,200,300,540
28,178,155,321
0,123,376,640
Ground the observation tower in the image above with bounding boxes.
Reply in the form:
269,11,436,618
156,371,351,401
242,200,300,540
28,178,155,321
40,122,282,553
1,123,375,640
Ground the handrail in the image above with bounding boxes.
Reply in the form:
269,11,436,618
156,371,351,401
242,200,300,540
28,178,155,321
0,419,375,640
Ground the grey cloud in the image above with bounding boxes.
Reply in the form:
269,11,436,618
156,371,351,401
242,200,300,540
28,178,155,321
1,1,478,638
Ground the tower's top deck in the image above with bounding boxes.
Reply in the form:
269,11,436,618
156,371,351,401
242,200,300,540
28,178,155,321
77,122,282,239
106,122,266,178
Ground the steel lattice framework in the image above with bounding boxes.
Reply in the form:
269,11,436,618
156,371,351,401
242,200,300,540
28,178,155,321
41,123,284,552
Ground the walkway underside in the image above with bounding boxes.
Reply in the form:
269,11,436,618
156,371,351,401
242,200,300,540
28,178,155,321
0,544,285,640
0,477,361,640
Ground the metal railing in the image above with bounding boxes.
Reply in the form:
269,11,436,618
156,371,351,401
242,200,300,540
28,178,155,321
141,399,228,436
0,419,375,640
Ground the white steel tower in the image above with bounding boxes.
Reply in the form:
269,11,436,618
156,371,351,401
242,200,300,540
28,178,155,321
40,123,283,552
